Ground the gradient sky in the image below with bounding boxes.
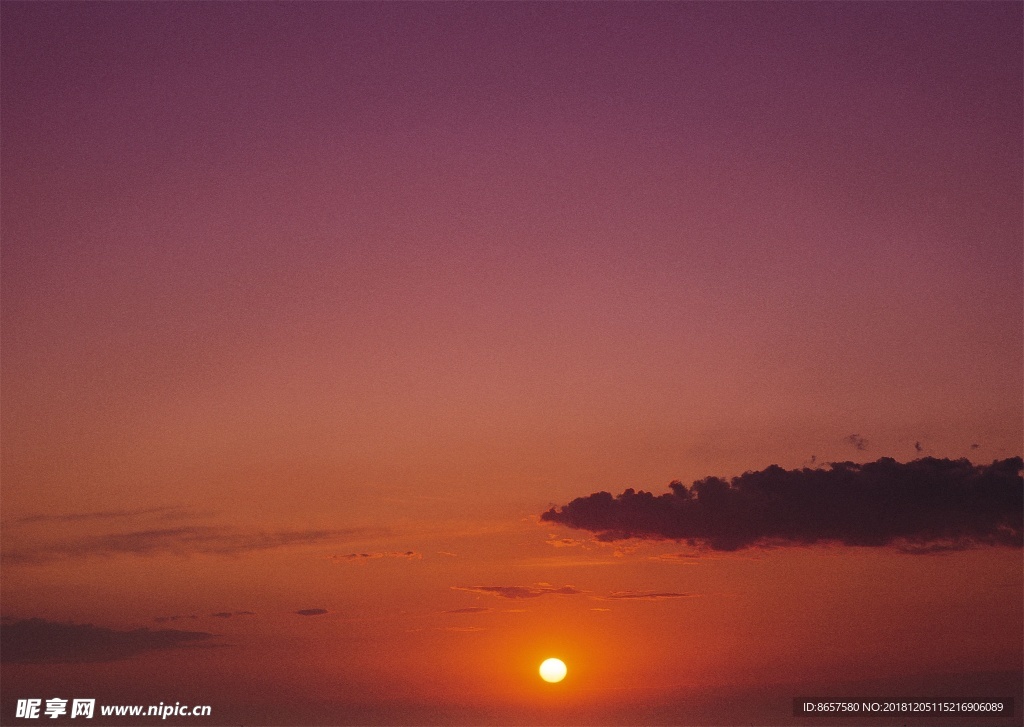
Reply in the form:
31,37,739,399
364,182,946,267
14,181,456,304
2,3,1022,725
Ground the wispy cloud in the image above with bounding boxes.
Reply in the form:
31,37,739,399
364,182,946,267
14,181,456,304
648,552,702,563
11,506,200,527
450,584,584,599
511,556,623,568
546,537,586,548
598,591,696,601
541,457,1023,552
846,434,869,451
896,541,973,555
210,611,255,619
153,615,198,624
329,551,422,563
442,607,492,614
295,609,329,617
1,618,217,663
3,526,387,565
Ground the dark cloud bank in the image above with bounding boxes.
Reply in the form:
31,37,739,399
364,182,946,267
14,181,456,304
0,619,216,663
541,457,1022,552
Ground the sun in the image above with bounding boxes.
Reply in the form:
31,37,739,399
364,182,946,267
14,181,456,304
539,657,567,683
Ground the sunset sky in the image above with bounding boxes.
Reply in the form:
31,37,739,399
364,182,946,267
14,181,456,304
2,2,1022,725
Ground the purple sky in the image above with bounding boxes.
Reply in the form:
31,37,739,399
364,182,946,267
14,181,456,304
2,3,1021,725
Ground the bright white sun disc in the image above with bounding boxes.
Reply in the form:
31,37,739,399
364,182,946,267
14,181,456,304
539,658,567,683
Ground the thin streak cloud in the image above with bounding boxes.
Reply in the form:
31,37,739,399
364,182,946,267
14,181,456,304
12,506,200,526
2,526,388,564
598,591,696,601
329,551,422,563
450,584,584,599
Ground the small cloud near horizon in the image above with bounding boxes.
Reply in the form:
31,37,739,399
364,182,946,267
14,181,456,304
648,552,702,563
153,615,198,624
329,551,422,563
451,584,584,599
598,591,696,601
294,609,329,617
210,611,256,619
